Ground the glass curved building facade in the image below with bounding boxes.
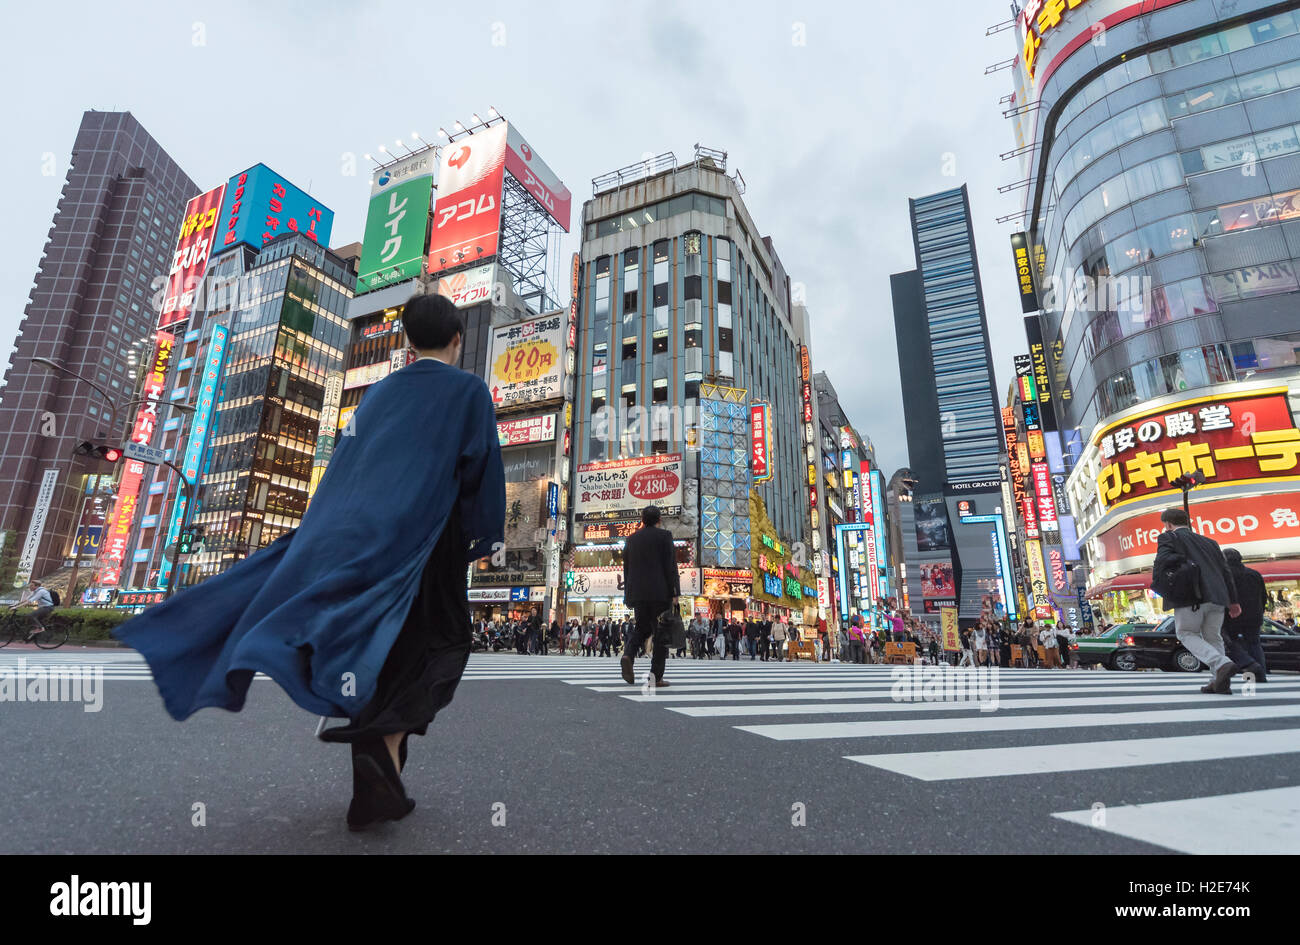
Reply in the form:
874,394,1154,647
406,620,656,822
1010,0,1300,603
1016,1,1300,443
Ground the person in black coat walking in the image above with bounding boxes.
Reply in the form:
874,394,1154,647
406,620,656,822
1151,508,1242,694
619,506,680,687
1221,548,1269,682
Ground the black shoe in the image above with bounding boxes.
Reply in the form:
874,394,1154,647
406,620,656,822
620,655,635,685
1212,661,1237,694
347,745,415,832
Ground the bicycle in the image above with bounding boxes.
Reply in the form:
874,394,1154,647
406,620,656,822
0,610,71,649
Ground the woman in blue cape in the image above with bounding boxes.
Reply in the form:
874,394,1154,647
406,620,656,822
115,293,505,830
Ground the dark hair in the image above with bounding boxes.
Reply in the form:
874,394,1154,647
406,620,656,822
641,505,661,526
1160,508,1190,527
1223,547,1243,565
402,292,464,351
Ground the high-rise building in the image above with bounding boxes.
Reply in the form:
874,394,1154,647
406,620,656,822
892,185,1012,627
180,233,353,579
97,163,342,594
0,111,196,589
567,147,817,627
1005,1,1300,623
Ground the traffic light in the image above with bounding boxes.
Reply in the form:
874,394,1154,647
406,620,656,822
74,441,123,463
178,525,206,555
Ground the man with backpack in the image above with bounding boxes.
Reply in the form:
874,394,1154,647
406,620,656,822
10,579,57,642
1151,508,1241,694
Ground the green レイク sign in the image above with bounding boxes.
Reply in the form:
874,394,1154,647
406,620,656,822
356,151,435,293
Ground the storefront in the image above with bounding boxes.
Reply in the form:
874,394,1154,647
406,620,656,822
469,586,547,624
699,568,752,621
563,562,699,622
1077,382,1300,623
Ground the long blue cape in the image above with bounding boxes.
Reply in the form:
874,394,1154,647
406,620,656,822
114,359,505,721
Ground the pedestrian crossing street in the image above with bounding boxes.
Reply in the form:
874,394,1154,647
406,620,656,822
463,654,1300,854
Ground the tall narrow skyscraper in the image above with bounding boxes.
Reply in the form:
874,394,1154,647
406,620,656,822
892,185,1016,628
0,111,196,587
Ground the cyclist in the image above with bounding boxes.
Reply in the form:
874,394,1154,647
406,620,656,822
10,579,55,642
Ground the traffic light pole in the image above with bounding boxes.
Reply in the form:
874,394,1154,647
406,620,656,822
162,460,193,601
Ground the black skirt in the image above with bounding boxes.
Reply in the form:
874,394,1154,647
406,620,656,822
319,513,471,744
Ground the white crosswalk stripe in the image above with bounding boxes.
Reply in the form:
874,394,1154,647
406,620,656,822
1051,785,1300,855
0,650,271,681
458,654,1300,851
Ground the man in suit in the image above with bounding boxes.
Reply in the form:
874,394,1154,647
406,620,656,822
620,506,680,687
1222,548,1269,683
1151,508,1241,694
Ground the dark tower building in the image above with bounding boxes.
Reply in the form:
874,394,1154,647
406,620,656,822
0,111,195,589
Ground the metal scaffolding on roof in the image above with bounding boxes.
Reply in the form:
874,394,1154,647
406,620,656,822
497,172,561,313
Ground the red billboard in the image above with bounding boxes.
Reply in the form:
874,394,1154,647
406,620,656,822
159,184,226,328
428,123,507,276
1094,388,1299,510
98,331,175,585
1095,491,1300,571
1032,460,1057,529
505,123,571,232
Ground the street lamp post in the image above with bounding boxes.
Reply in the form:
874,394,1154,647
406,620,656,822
1171,469,1207,520
162,460,193,600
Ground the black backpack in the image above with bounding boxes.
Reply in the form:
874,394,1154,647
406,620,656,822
49,589,61,607
1154,530,1202,606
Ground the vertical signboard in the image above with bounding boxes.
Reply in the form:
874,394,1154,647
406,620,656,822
1024,315,1057,431
14,468,59,586
160,324,230,583
751,403,771,482
159,184,226,329
940,606,960,651
308,370,346,500
98,332,175,586
428,123,508,276
1024,538,1053,619
357,150,435,292
870,469,888,599
1010,231,1040,313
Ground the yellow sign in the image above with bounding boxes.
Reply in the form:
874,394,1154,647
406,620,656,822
940,607,960,651
493,339,558,387
1024,539,1052,617
1021,0,1091,80
1027,429,1046,461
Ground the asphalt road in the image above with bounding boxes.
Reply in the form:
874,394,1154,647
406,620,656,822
2,648,1298,853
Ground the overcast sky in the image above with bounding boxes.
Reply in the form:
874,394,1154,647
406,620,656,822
1,0,1029,477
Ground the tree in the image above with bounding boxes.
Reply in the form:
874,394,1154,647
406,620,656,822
0,531,22,590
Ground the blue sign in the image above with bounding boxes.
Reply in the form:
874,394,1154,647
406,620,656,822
547,481,559,519
161,324,229,584
215,164,334,252
870,470,888,595
1076,586,1094,631
763,573,783,597
509,587,530,601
